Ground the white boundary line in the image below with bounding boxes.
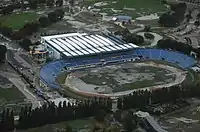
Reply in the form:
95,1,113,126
64,61,187,98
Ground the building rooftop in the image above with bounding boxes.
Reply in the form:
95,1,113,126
145,116,167,132
41,33,138,58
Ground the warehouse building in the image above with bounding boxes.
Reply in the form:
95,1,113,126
40,32,138,60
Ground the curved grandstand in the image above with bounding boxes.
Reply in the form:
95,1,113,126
40,48,197,96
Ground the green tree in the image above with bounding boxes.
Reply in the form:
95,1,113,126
46,0,55,7
56,0,63,7
0,45,7,62
39,16,51,27
65,124,72,132
123,112,136,132
95,109,106,122
144,25,151,32
144,32,155,40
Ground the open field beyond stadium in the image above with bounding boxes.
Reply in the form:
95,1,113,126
23,118,93,132
0,12,38,30
57,61,187,97
0,86,25,104
84,0,167,12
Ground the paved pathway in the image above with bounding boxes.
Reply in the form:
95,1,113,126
9,78,42,109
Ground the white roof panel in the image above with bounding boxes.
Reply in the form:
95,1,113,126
47,40,64,52
95,35,123,50
110,44,122,50
58,38,76,50
63,52,72,57
73,37,96,54
99,45,112,51
88,37,112,52
86,36,113,52
124,44,132,48
67,37,90,55
84,36,107,52
92,35,120,51
52,39,78,56
57,38,84,56
90,35,110,46
68,37,93,54
79,36,101,53
105,45,117,51
42,33,87,41
96,47,106,52
105,35,123,44
67,38,83,50
128,43,139,48
79,49,90,55
119,44,129,49
45,33,136,58
89,36,117,51
74,49,84,56
51,39,69,51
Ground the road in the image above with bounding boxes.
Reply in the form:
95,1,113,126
5,48,43,109
9,78,42,109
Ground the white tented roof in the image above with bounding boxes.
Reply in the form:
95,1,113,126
42,33,137,57
49,98,73,107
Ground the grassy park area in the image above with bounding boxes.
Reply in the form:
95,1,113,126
0,86,25,104
84,0,167,12
23,118,93,132
0,12,39,30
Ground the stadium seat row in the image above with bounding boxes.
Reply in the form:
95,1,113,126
40,48,196,89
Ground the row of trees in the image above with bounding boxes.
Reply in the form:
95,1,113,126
0,98,112,131
144,32,154,40
0,0,64,15
115,27,155,46
0,45,7,62
157,38,192,55
0,9,65,50
1,83,200,131
0,109,14,132
117,83,200,110
157,38,200,58
158,3,187,27
114,29,145,45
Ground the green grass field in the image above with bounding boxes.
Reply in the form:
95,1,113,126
0,12,39,30
0,87,25,104
80,65,175,92
0,86,25,104
22,118,93,132
57,62,177,95
84,0,167,12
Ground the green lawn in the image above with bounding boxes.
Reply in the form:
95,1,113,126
23,118,93,132
84,0,167,13
0,12,39,30
0,87,25,104
77,64,175,92
182,70,200,85
113,0,166,12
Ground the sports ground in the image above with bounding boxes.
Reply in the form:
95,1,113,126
0,0,168,30
0,86,25,104
0,12,39,30
40,48,197,98
64,61,185,95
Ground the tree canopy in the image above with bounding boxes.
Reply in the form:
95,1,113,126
0,45,7,62
158,3,187,27
157,39,192,55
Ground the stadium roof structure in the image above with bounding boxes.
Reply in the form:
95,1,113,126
41,33,138,57
112,15,132,22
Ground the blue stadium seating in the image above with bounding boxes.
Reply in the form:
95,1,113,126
134,48,196,68
39,48,197,89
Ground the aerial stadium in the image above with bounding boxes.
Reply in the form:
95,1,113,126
39,32,197,98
